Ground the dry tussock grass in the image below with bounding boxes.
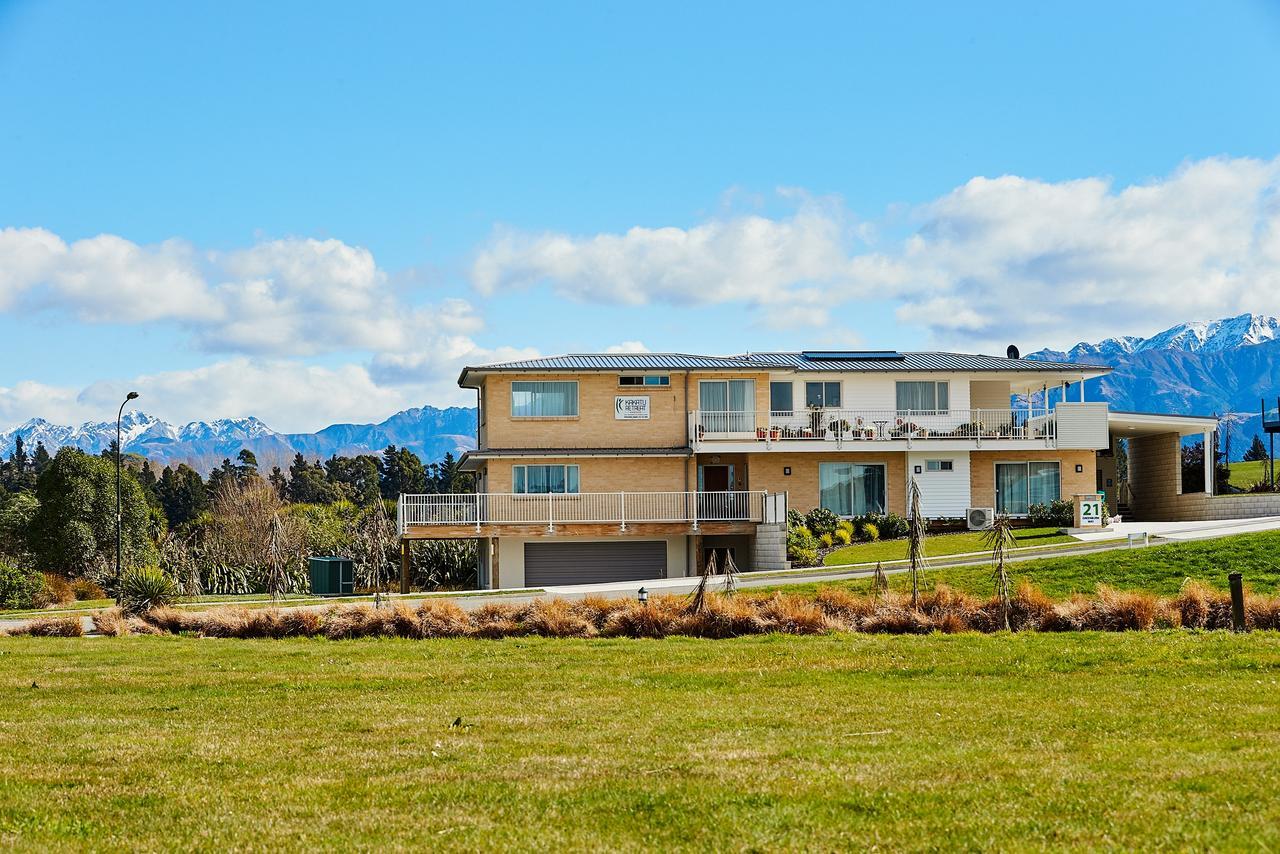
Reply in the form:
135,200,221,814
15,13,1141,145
37,581,1280,642
8,615,84,637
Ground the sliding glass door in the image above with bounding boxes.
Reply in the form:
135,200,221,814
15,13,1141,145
818,463,886,517
699,380,755,433
995,461,1061,515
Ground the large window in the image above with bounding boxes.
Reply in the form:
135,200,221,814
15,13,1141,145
699,379,754,432
511,381,578,417
770,381,794,414
805,381,841,408
995,461,1060,515
819,463,886,517
513,464,580,494
896,381,949,413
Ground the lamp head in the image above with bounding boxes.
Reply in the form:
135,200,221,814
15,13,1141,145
126,391,139,400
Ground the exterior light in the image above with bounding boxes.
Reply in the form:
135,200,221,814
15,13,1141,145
637,587,648,605
115,391,140,604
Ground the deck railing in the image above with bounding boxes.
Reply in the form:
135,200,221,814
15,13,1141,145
691,408,1055,444
398,490,768,534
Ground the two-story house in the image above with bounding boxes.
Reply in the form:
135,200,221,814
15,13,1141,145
398,349,1141,590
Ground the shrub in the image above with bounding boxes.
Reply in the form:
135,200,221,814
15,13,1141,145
416,600,471,638
786,527,819,566
874,513,910,540
833,528,851,546
859,522,880,542
1029,500,1075,528
600,595,684,638
804,508,841,537
119,566,179,615
41,574,76,606
818,532,834,549
0,561,46,610
71,579,107,601
755,594,830,635
786,508,806,529
812,587,876,626
1173,580,1233,630
523,599,597,638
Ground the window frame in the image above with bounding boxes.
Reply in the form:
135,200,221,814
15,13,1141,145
818,462,888,517
993,460,1060,515
805,381,842,409
512,464,581,494
925,459,954,472
619,374,670,387
895,380,950,414
769,381,794,414
510,380,579,418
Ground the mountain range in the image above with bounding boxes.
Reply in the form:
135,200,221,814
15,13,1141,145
1029,312,1280,459
0,406,478,475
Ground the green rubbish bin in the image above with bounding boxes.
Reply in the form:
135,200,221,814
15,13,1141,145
309,556,355,596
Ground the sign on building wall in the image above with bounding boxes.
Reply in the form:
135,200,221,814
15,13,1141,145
615,396,650,420
1074,493,1105,527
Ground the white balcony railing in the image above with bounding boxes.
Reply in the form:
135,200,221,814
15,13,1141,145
691,408,1056,444
398,490,768,533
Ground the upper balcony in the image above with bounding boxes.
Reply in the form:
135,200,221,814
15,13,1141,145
690,407,1063,451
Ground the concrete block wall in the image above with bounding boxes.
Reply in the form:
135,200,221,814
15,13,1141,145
1129,431,1280,522
751,522,790,572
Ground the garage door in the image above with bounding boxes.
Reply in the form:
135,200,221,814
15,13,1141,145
524,541,667,586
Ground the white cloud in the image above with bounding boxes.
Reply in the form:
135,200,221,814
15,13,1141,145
471,195,868,321
604,340,649,353
469,157,1280,351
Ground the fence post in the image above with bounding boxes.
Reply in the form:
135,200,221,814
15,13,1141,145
1229,571,1246,632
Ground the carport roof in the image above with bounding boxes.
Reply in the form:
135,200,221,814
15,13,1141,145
1109,409,1219,438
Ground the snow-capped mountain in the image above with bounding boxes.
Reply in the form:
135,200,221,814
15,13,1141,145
0,407,477,474
1033,313,1280,363
1029,312,1280,459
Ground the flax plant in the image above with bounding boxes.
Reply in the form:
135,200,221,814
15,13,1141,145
983,514,1017,630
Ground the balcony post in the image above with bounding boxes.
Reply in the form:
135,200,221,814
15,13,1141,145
547,492,554,533
619,491,627,531
692,489,699,531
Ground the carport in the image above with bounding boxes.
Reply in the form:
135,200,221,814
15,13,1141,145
1107,410,1219,522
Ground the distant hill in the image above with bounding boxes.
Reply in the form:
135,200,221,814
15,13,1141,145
0,406,477,474
1029,312,1280,459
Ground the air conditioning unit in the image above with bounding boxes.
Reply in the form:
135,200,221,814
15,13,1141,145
967,507,995,531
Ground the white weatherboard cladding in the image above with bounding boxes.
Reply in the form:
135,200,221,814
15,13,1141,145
766,374,973,411
1054,402,1110,449
907,452,972,519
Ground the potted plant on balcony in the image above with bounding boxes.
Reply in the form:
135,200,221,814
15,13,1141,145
827,418,851,440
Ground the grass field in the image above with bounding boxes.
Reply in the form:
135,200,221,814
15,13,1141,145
1229,459,1275,488
2,632,1279,850
785,530,1280,599
823,525,1078,565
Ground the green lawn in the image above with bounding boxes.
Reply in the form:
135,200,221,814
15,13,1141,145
823,525,1079,566
1229,459,1274,488
788,530,1280,600
2,633,1279,850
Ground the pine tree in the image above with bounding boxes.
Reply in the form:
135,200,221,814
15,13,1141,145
1244,434,1270,462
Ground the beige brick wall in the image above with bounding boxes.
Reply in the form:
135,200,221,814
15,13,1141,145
481,371,770,450
745,452,908,516
969,449,1097,510
485,456,690,493
1128,433,1181,519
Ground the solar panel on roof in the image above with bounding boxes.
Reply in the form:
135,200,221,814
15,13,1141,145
800,350,905,361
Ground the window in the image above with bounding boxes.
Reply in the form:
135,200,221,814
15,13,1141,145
925,459,954,472
819,463,886,516
995,461,1060,515
619,374,670,387
770,381,794,414
805,381,842,408
513,464,580,494
699,379,755,432
511,381,578,417
896,381,949,413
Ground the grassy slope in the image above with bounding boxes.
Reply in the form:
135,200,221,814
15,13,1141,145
822,525,1077,565
1229,459,1274,488
786,530,1280,599
2,634,1279,850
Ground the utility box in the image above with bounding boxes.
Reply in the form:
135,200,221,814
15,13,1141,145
309,556,355,596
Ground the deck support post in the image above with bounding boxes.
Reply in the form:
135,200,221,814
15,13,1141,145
399,539,410,595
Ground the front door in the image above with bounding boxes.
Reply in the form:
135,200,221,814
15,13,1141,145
698,464,748,520
700,465,731,492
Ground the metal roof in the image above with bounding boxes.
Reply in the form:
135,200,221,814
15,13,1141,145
458,350,1110,385
738,351,1109,373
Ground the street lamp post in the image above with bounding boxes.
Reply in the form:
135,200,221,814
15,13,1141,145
116,392,139,603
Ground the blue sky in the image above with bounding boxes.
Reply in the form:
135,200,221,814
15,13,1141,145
3,1,1280,431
